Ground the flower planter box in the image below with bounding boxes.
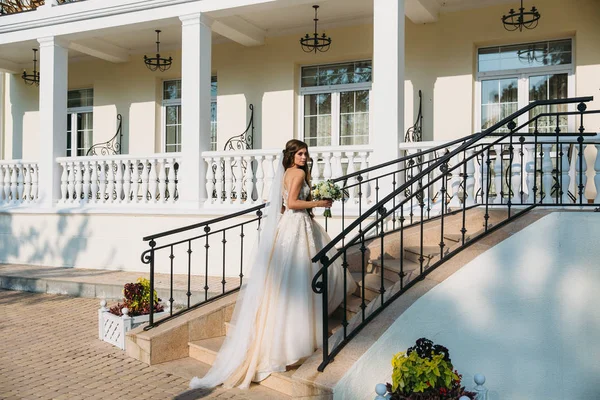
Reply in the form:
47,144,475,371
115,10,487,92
98,300,168,350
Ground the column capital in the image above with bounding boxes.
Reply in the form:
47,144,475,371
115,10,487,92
37,36,69,49
179,13,213,28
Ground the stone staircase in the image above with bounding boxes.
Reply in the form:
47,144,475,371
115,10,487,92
126,206,514,398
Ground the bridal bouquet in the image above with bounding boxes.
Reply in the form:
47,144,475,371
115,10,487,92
311,180,344,218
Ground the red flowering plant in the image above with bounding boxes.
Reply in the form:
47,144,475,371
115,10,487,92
385,338,476,400
109,278,164,317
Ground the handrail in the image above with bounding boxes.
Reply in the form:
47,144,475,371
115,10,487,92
312,96,594,263
142,203,266,241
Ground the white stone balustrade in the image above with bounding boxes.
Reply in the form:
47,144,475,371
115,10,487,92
202,146,373,206
0,161,39,205
56,154,180,206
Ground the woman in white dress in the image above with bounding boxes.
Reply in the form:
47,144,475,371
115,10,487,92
190,139,356,389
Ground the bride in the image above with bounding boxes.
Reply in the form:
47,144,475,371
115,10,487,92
190,139,356,389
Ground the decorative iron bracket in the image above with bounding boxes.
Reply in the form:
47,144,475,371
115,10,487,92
224,104,254,151
86,114,123,156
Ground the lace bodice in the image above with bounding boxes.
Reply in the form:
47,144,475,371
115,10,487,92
282,179,310,211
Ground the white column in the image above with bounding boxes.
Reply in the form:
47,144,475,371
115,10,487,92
38,37,68,208
178,13,212,208
372,0,405,167
0,73,4,160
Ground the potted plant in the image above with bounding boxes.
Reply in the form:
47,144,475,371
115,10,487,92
98,278,166,350
384,338,476,400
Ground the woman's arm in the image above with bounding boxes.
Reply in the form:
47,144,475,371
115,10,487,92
286,170,332,210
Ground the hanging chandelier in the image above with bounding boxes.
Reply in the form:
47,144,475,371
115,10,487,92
144,30,172,72
300,5,331,54
22,48,40,86
502,0,541,32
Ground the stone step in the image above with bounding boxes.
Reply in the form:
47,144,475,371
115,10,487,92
351,272,395,302
330,294,362,322
370,258,420,282
188,336,308,397
189,337,223,366
403,245,444,264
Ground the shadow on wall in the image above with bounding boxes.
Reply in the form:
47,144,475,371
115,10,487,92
9,74,39,159
0,210,117,271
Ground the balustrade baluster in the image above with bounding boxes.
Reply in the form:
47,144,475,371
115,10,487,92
311,152,323,184
106,160,116,204
560,144,571,204
541,144,553,204
31,164,38,202
23,164,32,203
255,156,265,202
16,164,24,204
74,161,83,203
510,145,521,206
115,160,125,203
493,145,502,204
346,152,356,204
214,157,224,204
465,148,475,206
358,152,369,204
168,158,176,204
10,164,18,204
98,161,107,203
2,166,9,203
524,143,535,204
234,156,243,205
90,161,98,204
68,162,76,203
264,155,275,202
575,144,588,204
140,160,150,203
224,157,233,204
132,160,141,204
332,151,343,179
205,156,215,205
59,162,68,202
243,155,255,204
148,158,158,203
123,160,132,203
322,152,332,181
82,161,91,204
158,159,167,203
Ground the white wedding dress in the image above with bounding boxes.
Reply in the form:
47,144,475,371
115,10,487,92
190,162,356,390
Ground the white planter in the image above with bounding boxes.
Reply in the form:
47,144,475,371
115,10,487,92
98,300,168,350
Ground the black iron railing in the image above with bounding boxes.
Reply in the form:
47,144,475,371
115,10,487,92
141,203,266,329
86,114,123,156
311,96,600,371
405,90,423,143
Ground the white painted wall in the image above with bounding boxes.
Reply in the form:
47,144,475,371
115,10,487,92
335,212,600,400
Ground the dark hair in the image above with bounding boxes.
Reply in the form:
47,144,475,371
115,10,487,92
282,139,312,188
282,139,314,216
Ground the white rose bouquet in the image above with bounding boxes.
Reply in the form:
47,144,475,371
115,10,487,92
311,180,345,218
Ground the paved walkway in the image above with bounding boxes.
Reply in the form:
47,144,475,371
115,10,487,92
0,290,287,400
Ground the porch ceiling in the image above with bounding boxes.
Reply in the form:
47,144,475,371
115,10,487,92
0,0,520,70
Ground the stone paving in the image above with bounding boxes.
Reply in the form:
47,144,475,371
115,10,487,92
0,290,287,400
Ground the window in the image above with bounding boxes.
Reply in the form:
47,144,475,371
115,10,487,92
67,88,93,157
477,39,573,133
162,77,217,153
300,60,372,147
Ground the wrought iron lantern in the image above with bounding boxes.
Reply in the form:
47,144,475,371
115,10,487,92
300,5,331,54
143,30,172,72
502,0,541,32
22,48,40,86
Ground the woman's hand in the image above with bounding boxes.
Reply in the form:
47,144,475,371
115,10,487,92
317,199,333,208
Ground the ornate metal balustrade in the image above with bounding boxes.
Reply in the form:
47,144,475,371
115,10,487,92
86,114,123,156
311,96,600,372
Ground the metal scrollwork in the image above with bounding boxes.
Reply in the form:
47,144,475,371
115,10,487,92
214,104,255,201
405,90,423,143
1,0,77,15
86,114,123,156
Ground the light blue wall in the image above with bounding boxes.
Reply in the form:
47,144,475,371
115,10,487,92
335,212,600,400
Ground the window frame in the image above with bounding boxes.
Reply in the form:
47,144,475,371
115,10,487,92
298,60,373,147
66,88,94,157
474,38,575,134
161,77,217,153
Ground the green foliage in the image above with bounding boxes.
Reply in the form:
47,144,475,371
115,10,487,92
391,351,457,394
387,338,476,400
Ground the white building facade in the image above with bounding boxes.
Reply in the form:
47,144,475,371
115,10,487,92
0,0,599,272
